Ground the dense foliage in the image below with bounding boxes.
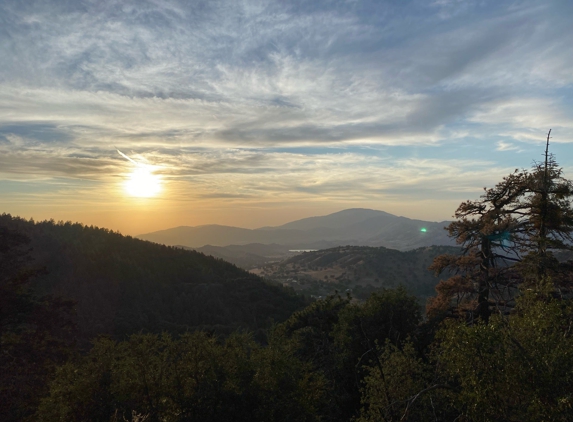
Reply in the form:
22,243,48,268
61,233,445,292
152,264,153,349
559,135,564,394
37,332,327,422
436,286,573,421
29,283,573,422
356,286,573,422
276,288,422,421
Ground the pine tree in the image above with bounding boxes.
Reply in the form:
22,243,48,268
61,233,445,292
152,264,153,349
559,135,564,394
428,131,573,322
516,130,573,284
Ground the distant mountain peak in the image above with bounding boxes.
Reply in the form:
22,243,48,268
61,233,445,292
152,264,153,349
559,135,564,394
137,208,453,250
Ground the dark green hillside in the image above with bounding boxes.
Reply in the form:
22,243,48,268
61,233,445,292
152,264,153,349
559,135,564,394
0,214,307,344
256,245,460,300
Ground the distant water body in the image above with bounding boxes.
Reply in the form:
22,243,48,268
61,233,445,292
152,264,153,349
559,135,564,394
289,249,318,253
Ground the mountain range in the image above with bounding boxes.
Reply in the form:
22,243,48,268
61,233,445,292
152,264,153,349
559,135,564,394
138,208,454,252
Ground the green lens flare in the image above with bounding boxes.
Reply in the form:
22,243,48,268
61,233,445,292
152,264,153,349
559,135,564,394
420,228,427,232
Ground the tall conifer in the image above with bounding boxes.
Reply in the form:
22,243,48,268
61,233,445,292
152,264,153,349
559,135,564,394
428,130,573,322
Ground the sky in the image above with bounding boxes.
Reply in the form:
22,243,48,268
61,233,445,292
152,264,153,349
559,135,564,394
1,0,573,235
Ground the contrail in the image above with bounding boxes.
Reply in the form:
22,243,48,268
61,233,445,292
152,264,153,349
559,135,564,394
117,149,138,165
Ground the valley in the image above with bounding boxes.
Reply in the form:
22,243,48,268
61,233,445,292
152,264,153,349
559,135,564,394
250,245,460,301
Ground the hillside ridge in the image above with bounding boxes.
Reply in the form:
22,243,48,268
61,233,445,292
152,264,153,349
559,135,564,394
0,214,308,344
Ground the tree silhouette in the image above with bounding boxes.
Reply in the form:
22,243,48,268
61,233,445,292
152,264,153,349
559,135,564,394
0,226,76,421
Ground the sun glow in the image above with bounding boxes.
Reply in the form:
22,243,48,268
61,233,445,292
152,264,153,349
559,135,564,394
124,165,162,198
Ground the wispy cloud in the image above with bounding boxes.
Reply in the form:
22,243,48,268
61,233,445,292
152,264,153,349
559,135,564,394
496,141,519,151
1,0,572,232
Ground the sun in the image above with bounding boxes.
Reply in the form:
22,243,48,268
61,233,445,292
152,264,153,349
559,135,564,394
124,165,162,198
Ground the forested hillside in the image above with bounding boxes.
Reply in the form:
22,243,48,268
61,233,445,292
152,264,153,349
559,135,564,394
0,214,307,344
253,245,460,300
